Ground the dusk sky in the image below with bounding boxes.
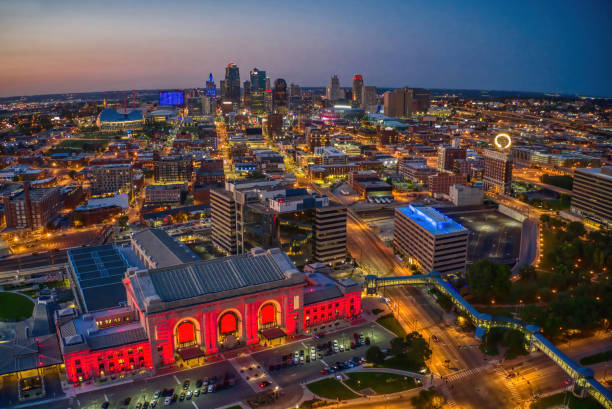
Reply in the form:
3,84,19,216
1,0,611,98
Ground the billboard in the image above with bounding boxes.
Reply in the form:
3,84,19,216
159,91,184,106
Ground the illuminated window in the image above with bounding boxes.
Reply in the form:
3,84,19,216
138,346,143,353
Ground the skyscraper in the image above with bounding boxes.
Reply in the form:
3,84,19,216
352,75,364,108
219,80,225,98
243,80,251,107
326,75,340,101
273,78,288,114
289,83,301,110
362,85,377,111
205,73,216,97
483,149,513,195
264,90,273,113
224,63,241,104
383,87,431,117
250,68,266,92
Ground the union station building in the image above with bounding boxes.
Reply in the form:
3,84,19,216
57,248,362,383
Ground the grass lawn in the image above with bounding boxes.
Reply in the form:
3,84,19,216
530,392,604,409
306,378,359,401
0,292,34,321
345,372,417,394
376,314,407,338
580,349,612,366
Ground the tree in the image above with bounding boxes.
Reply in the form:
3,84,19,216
466,259,511,302
565,222,586,240
410,389,446,409
365,346,385,365
518,265,537,281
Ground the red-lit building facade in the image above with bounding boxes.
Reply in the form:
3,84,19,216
59,248,361,383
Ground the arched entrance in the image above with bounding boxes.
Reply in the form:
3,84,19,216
173,319,200,349
258,301,281,329
217,310,242,349
257,301,286,346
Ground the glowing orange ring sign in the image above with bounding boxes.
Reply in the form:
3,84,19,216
494,133,512,150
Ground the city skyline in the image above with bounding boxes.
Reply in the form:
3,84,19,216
1,0,611,98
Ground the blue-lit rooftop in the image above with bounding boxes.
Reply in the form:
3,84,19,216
397,204,467,236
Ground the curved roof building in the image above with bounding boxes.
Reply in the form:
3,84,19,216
96,108,144,130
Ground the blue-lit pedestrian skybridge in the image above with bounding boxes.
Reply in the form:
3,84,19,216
364,273,612,409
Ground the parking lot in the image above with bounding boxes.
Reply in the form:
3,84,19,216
252,322,395,387
68,360,251,409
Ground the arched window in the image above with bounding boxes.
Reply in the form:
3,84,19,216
219,313,237,334
260,304,276,326
177,321,195,345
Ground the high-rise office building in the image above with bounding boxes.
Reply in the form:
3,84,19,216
412,88,431,112
394,205,468,275
210,188,238,254
570,166,612,228
224,63,241,104
352,75,364,108
272,78,288,113
483,149,513,194
264,90,273,113
219,80,225,98
362,85,377,111
212,180,347,266
289,83,301,110
383,87,430,118
243,80,251,107
251,92,265,114
326,75,341,101
89,164,133,197
250,68,266,92
437,146,467,172
205,73,216,97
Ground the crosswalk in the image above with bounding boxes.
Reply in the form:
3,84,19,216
443,365,486,383
494,367,523,402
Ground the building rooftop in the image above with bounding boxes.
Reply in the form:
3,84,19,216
397,204,467,236
67,244,143,312
575,166,612,181
131,228,200,268
58,308,148,354
10,186,59,202
127,248,305,313
98,108,143,123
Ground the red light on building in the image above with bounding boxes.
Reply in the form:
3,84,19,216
220,313,237,334
261,304,275,325
353,74,363,81
177,321,195,344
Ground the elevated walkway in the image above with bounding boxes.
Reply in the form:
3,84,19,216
364,273,612,409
